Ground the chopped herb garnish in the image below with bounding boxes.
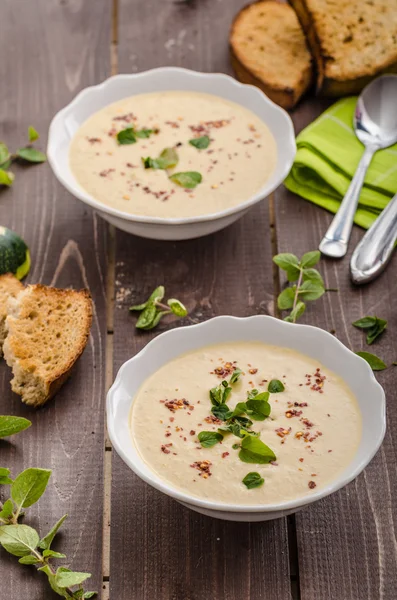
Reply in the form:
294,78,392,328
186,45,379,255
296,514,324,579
210,380,232,406
356,351,387,371
238,435,276,464
242,472,264,489
142,147,179,170
268,379,285,393
229,368,242,384
211,404,232,421
352,316,387,345
169,171,202,189
232,443,240,450
189,135,210,150
117,126,157,145
245,398,271,421
198,431,223,448
129,285,187,330
117,128,138,145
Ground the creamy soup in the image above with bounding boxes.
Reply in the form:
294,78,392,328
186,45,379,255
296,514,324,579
130,342,361,506
69,91,277,218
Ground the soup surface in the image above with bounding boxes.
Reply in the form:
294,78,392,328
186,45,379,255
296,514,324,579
69,91,277,218
130,342,362,505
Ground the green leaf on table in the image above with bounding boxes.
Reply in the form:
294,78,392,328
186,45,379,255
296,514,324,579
11,468,51,509
169,171,202,189
198,431,223,448
242,472,264,489
239,435,276,464
129,302,148,312
135,302,157,329
38,564,70,597
273,253,300,282
39,513,68,550
19,554,40,564
298,279,325,301
140,310,169,330
0,524,39,557
16,147,46,163
83,593,97,598
301,250,321,268
353,316,387,345
143,147,178,170
189,135,210,150
356,351,387,371
117,128,137,145
0,499,14,520
302,268,324,287
55,568,92,588
268,379,285,393
167,298,187,317
0,143,10,165
277,287,296,310
28,126,39,142
43,549,67,559
284,301,306,323
0,415,31,438
0,168,14,186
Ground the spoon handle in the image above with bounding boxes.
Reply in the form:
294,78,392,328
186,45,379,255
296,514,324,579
319,146,376,258
350,192,397,284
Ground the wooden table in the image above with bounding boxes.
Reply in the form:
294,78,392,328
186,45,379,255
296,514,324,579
1,1,397,598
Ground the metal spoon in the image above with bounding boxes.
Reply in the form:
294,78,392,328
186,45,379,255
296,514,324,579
319,75,397,258
350,192,397,284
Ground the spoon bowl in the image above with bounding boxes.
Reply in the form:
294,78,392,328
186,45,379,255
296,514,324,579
319,75,397,258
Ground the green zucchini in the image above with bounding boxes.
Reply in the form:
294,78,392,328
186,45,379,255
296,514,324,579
0,226,30,279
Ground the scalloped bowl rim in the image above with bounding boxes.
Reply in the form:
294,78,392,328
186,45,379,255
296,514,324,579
47,68,296,226
106,315,386,514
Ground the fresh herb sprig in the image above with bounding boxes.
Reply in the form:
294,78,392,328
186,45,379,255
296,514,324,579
0,417,96,598
242,472,264,489
0,126,46,187
273,251,325,323
189,136,210,150
129,285,187,330
353,316,387,345
142,146,203,189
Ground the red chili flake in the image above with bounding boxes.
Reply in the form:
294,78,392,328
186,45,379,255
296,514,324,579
204,415,222,425
302,418,314,428
165,120,180,128
308,481,317,489
169,417,174,422
190,460,212,478
161,445,170,454
126,162,136,168
107,127,117,137
99,168,115,178
212,362,235,378
190,430,196,436
299,458,304,462
165,432,171,438
249,368,258,374
87,137,102,144
285,409,302,418
113,112,136,122
221,452,229,459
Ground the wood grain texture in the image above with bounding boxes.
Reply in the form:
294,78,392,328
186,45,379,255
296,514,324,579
275,99,397,600
110,3,291,598
0,0,110,597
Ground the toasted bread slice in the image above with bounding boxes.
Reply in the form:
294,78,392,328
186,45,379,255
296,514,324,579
0,274,24,355
230,0,313,109
290,0,397,96
3,284,92,407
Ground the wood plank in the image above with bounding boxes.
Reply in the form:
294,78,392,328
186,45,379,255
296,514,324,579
0,0,110,597
110,1,291,598
275,99,397,600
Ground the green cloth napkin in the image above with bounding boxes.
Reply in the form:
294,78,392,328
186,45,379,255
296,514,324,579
284,97,397,229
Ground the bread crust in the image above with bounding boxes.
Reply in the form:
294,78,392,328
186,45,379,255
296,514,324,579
230,0,313,109
4,285,93,407
290,0,397,96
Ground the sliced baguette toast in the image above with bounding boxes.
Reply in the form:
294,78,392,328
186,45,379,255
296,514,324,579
3,284,92,407
290,0,397,96
0,274,24,355
230,0,313,109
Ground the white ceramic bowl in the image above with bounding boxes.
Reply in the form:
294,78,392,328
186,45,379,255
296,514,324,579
47,68,296,241
107,315,386,522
